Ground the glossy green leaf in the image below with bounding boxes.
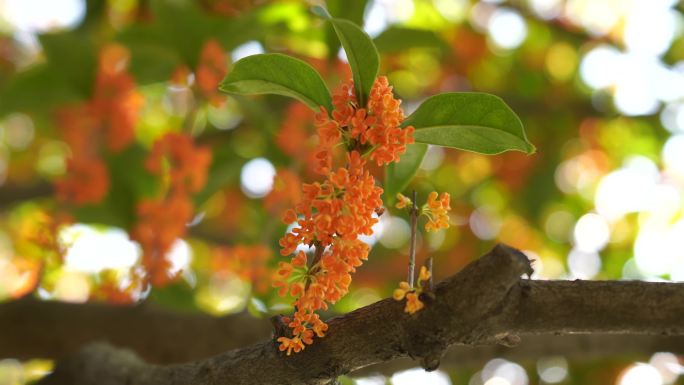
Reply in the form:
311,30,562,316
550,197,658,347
405,93,535,155
219,53,332,112
374,27,449,54
329,18,379,106
384,143,428,203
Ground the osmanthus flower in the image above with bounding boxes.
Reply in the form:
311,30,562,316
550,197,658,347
312,76,415,175
145,132,212,194
55,158,110,205
395,191,452,232
209,245,273,294
131,132,212,287
53,43,142,206
132,193,193,287
169,39,227,107
424,191,451,232
196,39,228,106
263,169,302,215
91,43,144,152
393,266,431,314
273,76,413,354
393,192,451,315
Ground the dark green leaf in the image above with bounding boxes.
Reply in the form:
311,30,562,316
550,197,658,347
384,143,428,203
127,44,181,84
219,53,332,112
329,18,379,106
0,65,84,117
39,32,96,97
405,93,535,154
317,0,368,61
374,27,449,54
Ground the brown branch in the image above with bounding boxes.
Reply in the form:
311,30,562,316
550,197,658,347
0,299,270,363
358,334,684,376
4,298,683,376
0,181,53,209
28,244,684,384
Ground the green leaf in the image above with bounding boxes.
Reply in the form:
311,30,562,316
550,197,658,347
126,44,181,84
405,93,535,155
384,143,428,203
0,65,84,117
329,18,379,106
311,5,332,19
39,32,96,97
374,27,449,54
316,0,368,61
219,53,332,112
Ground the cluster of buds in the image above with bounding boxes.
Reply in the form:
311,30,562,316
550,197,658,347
393,265,432,314
393,191,451,314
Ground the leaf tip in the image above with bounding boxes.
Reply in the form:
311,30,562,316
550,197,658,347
311,5,332,19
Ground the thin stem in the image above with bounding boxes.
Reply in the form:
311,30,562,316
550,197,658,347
408,190,417,287
425,257,433,291
305,241,325,291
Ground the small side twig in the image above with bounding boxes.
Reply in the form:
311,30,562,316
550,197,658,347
408,190,418,287
425,257,433,291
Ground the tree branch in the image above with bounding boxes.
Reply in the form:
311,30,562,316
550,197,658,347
0,299,270,363
29,244,684,384
0,181,53,209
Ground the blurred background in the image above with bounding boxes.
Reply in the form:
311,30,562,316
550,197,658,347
0,0,684,384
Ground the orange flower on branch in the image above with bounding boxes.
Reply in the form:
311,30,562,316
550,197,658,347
91,43,143,152
423,191,451,232
263,169,302,215
393,266,431,314
55,158,110,205
312,76,415,175
196,39,227,106
211,245,272,294
53,43,142,206
132,193,192,287
145,132,212,194
132,132,212,287
274,76,413,354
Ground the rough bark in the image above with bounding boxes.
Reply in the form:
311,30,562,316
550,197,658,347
19,244,684,385
4,297,683,375
0,299,270,363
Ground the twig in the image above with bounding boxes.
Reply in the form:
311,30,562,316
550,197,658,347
408,190,417,287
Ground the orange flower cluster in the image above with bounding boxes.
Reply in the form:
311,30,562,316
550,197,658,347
94,270,138,305
393,266,431,314
172,39,227,106
313,76,415,174
54,43,143,205
212,245,272,294
274,151,383,354
197,39,227,105
274,103,322,176
131,133,211,287
263,169,302,215
92,44,144,152
424,192,451,232
274,77,414,354
396,191,451,232
145,132,212,194
55,159,110,205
